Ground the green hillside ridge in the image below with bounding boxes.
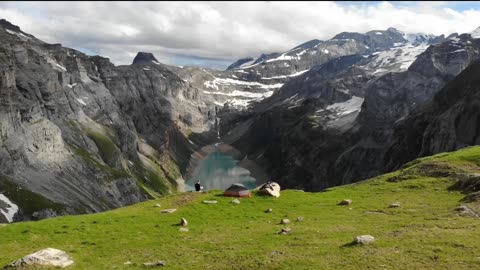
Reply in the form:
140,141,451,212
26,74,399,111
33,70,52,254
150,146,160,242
1,146,480,269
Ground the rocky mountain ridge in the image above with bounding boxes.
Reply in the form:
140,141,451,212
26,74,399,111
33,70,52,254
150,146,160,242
0,19,218,222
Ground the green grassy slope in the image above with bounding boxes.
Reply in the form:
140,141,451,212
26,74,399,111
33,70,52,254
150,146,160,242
1,147,479,269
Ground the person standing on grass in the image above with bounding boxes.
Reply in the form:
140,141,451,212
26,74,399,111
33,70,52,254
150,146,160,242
195,180,201,192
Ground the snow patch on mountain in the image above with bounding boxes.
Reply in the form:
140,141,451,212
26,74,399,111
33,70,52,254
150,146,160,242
296,50,308,56
265,53,299,63
204,77,283,90
450,49,467,54
316,96,364,115
368,43,429,74
203,90,273,99
261,70,309,80
0,194,19,223
76,98,87,106
45,56,67,72
5,28,29,40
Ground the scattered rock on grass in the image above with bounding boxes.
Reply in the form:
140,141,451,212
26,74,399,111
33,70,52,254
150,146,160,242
265,208,273,213
296,217,304,222
338,199,352,206
180,218,188,226
160,209,177,213
6,248,74,268
280,219,290,225
179,228,189,232
124,261,132,265
455,205,478,217
143,261,166,267
202,200,218,204
154,204,161,208
389,203,401,208
279,228,292,235
259,182,281,198
231,199,240,204
354,235,375,245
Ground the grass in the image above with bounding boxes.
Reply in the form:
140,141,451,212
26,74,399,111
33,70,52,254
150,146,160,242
84,128,120,167
70,144,130,182
0,147,479,269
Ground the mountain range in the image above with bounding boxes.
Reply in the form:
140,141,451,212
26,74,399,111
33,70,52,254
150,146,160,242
0,17,479,223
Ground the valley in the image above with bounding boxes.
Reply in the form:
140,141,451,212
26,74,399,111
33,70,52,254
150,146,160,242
0,17,479,228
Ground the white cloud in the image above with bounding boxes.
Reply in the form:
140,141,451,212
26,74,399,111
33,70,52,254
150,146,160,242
0,1,479,69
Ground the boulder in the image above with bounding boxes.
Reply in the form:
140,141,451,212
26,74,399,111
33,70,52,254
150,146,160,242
259,182,281,198
143,260,166,267
154,203,161,208
389,203,401,208
455,205,478,217
278,227,292,235
231,199,240,204
180,218,188,226
354,235,375,245
338,199,352,206
265,208,273,213
202,200,218,204
5,248,74,268
280,219,290,225
160,209,177,213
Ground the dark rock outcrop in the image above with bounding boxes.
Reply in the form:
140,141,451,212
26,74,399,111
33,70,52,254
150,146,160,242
132,52,159,65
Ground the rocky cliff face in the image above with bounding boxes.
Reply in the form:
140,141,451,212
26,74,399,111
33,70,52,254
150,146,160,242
0,21,218,222
383,59,480,172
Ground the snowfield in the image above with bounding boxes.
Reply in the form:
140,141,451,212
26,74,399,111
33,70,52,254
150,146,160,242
368,43,429,73
316,96,364,115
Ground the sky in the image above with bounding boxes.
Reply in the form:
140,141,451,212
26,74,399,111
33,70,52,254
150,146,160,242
1,1,480,70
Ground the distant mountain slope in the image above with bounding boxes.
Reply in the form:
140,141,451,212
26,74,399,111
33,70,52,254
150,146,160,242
220,31,480,191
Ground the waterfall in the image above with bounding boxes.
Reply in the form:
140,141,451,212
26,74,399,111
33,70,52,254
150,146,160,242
216,117,221,139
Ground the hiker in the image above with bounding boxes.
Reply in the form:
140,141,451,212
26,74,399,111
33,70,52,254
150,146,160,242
195,181,201,192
